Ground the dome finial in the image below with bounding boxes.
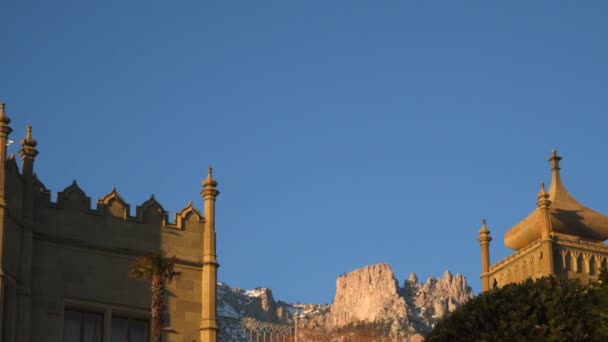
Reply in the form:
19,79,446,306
547,149,564,197
203,165,218,188
0,103,10,125
20,125,37,148
478,218,491,242
548,149,562,171
537,181,551,209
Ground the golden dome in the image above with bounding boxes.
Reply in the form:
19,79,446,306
202,166,218,188
504,150,608,250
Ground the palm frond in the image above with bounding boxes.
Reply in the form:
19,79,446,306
129,250,177,282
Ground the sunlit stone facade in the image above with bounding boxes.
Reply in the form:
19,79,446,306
0,104,219,341
479,150,608,291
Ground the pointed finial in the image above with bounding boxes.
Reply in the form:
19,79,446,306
203,165,218,188
478,218,492,243
479,219,490,234
548,149,562,171
537,182,549,199
20,125,38,148
187,200,193,207
0,103,10,125
537,181,551,208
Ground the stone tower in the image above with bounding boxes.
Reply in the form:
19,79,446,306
479,150,608,291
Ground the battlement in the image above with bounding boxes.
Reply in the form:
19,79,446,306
4,151,209,267
5,156,205,230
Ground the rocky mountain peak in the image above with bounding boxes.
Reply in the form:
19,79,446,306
408,272,418,284
329,263,407,328
217,263,474,341
300,263,474,340
443,270,453,283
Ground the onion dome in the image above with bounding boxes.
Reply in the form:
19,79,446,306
20,125,37,148
202,166,218,188
504,150,608,250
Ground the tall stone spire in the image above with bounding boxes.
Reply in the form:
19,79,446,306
17,125,38,341
19,125,39,179
536,182,552,239
0,104,13,207
478,219,492,291
548,149,563,197
0,103,11,337
536,181,555,275
200,166,220,342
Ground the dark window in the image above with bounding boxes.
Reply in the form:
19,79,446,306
111,317,149,342
63,310,103,342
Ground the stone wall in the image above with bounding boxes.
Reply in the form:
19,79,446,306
3,160,210,341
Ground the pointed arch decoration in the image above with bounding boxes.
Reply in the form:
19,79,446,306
57,180,91,211
173,201,203,229
98,187,130,219
136,194,168,224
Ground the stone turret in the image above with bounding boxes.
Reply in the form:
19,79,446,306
201,167,220,342
478,219,491,291
0,103,12,337
17,124,39,340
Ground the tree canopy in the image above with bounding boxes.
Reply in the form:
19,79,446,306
427,276,604,342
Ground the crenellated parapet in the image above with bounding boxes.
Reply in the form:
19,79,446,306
56,181,91,212
0,106,220,342
16,175,205,229
487,239,545,288
171,200,204,229
97,187,131,219
2,159,209,268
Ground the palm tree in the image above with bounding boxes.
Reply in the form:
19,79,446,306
129,250,177,342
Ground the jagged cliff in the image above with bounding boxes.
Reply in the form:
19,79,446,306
298,263,473,341
217,263,474,341
217,284,294,341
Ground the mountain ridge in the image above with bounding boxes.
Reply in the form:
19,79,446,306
218,263,473,341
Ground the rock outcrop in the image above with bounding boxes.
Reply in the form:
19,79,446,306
299,263,474,341
217,284,293,341
217,263,474,342
329,263,408,327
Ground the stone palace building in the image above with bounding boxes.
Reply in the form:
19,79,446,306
0,103,220,342
479,150,608,291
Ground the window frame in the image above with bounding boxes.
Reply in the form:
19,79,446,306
62,299,151,342
111,316,150,342
63,308,105,342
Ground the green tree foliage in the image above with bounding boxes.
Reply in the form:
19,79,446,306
426,277,602,342
590,269,608,337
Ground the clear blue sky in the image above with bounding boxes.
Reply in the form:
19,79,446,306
2,1,608,304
